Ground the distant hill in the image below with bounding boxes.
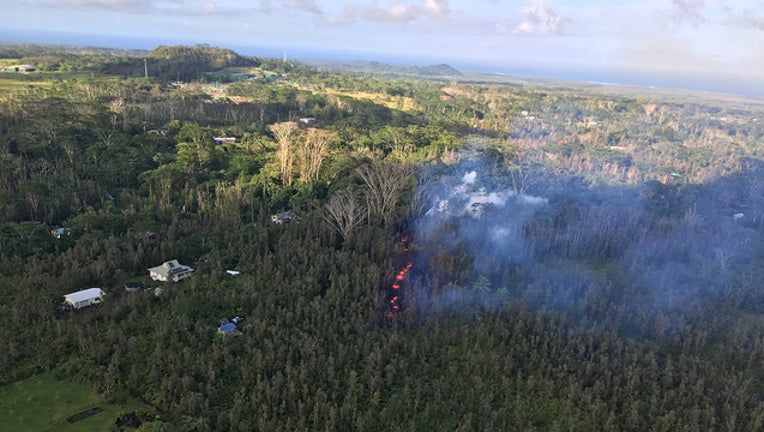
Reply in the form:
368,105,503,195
145,44,260,81
147,45,253,68
301,59,461,77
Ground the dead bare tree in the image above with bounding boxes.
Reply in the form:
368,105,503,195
356,162,413,227
270,121,299,186
297,128,336,183
509,164,537,195
408,167,436,219
323,189,366,242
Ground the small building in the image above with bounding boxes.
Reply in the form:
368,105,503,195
217,316,244,336
213,137,236,144
218,322,238,335
123,282,143,292
3,65,35,73
271,210,300,224
149,259,194,282
63,288,105,310
51,227,72,239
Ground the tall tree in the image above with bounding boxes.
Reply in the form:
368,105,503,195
297,128,336,183
323,188,366,243
356,162,413,227
270,121,299,186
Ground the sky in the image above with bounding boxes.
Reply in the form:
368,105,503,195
4,0,764,96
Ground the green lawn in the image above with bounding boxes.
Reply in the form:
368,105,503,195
0,372,150,432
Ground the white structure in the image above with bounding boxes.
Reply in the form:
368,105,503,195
271,210,300,224
149,259,194,282
51,227,72,239
63,288,105,310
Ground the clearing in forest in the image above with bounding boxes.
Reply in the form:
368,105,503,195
0,371,150,432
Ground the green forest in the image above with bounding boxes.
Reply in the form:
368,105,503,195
0,44,763,431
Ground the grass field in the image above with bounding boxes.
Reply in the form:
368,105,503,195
0,371,151,432
324,88,418,111
0,71,105,98
0,77,51,96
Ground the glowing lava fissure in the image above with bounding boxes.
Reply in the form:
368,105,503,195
386,236,414,318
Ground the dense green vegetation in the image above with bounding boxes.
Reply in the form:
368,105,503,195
0,44,763,431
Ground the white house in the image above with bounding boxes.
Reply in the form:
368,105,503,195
149,259,194,282
63,288,105,310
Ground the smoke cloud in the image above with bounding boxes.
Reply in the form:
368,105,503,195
407,157,764,340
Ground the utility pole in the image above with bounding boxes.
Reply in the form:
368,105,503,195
144,58,148,78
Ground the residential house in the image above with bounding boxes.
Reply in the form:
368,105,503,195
149,259,194,282
63,288,105,310
217,316,244,336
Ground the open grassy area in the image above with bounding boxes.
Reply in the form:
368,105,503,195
323,88,418,111
0,371,151,432
0,76,51,96
0,59,23,67
0,71,107,98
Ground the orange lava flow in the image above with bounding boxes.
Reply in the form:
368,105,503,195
387,262,413,317
386,236,414,319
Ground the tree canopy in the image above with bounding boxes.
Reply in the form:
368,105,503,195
0,43,763,431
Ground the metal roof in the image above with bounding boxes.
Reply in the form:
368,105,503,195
219,323,237,332
64,288,105,303
149,259,193,277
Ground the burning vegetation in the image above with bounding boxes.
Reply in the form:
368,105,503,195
385,237,413,318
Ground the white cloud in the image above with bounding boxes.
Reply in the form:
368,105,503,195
280,0,321,14
737,10,764,30
56,0,155,10
201,1,216,13
27,0,310,16
33,0,236,14
667,0,705,23
423,0,449,21
325,0,451,26
513,0,562,35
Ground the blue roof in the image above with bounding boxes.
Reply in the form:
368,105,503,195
220,323,237,332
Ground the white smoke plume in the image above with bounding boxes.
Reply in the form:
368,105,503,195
406,157,764,340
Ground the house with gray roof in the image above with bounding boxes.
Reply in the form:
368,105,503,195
63,288,105,310
149,259,194,282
